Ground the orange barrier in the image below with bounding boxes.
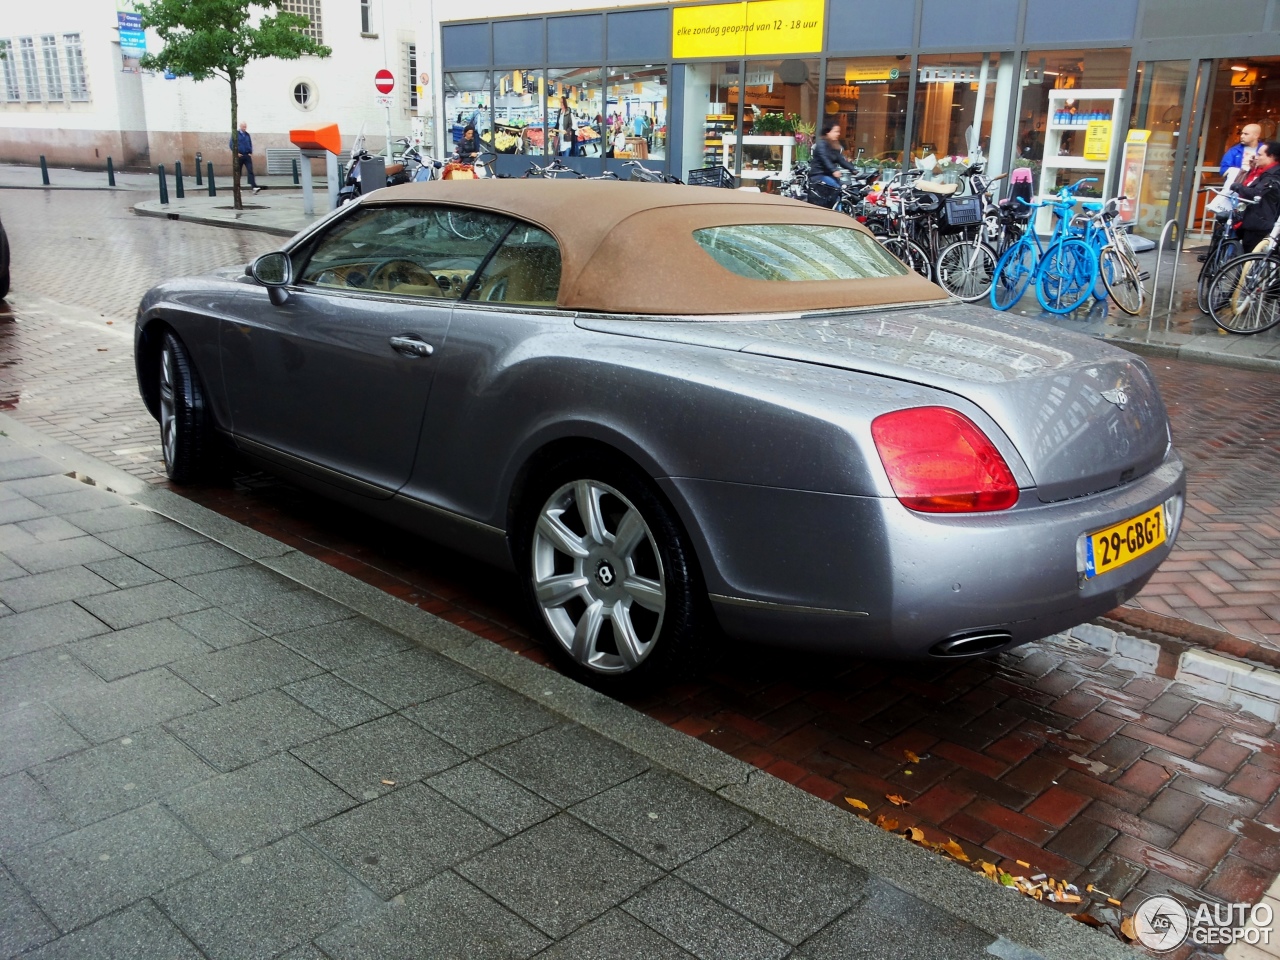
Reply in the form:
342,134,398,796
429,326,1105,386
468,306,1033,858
289,124,341,155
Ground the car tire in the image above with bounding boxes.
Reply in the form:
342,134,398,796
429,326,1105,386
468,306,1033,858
158,331,217,484
0,218,10,299
517,453,709,690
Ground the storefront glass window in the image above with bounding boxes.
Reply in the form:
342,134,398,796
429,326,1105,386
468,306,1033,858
912,54,1009,181
548,67,602,158
736,58,818,189
824,57,909,176
443,72,493,153
606,65,669,161
679,61,741,179
494,68,547,156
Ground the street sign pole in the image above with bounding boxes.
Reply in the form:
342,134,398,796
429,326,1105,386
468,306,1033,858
374,69,396,159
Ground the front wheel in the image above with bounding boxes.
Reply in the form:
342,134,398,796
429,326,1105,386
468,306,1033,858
935,239,997,302
1099,245,1145,315
880,236,932,281
990,241,1036,311
1196,239,1240,313
1207,254,1280,334
1035,238,1097,314
519,455,708,688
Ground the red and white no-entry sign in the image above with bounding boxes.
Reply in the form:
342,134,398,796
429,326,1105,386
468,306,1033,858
374,69,395,94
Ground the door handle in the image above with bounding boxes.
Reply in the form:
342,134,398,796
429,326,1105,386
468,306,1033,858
389,335,434,358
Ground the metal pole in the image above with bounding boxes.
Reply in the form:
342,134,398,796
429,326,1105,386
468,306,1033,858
174,161,185,199
106,157,115,187
158,164,169,205
207,162,216,197
292,157,300,184
195,152,203,185
1149,219,1181,325
39,155,49,185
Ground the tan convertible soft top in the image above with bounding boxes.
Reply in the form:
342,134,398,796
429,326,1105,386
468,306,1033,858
372,179,947,315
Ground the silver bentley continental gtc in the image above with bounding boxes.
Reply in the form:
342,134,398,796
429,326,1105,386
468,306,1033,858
135,180,1185,686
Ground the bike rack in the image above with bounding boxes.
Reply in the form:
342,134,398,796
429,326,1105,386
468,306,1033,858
1148,218,1182,325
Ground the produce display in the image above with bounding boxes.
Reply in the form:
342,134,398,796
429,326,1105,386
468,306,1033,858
492,130,520,153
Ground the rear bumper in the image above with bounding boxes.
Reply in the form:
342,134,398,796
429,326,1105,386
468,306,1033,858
664,448,1185,659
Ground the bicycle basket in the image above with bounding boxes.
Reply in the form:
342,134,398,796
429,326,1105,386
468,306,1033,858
687,165,736,189
941,195,983,228
805,180,842,208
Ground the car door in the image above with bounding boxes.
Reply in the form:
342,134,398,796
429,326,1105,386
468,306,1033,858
220,202,512,495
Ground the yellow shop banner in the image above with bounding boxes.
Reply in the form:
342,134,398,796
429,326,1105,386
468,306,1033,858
673,0,823,59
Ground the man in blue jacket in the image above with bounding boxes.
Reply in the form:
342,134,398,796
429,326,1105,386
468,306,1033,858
232,121,261,194
1221,123,1262,175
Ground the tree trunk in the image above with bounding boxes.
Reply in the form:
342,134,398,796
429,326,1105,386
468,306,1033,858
230,78,242,211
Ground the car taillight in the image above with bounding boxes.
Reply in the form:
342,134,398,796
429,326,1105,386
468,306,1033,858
871,407,1019,513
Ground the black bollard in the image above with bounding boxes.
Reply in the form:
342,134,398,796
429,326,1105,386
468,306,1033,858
195,152,203,185
158,165,169,205
39,155,49,185
207,162,215,197
174,161,184,199
292,157,299,185
106,157,115,187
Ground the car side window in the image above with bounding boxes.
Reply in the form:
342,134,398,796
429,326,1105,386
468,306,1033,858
465,222,562,307
295,204,512,300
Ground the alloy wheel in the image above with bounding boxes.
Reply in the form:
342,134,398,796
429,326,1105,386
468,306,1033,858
159,342,177,470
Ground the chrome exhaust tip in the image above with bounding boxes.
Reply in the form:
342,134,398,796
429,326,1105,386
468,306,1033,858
930,631,1013,658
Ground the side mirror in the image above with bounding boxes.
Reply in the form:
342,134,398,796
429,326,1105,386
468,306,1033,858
250,252,292,305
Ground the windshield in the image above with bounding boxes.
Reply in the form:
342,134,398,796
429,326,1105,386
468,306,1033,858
693,223,908,282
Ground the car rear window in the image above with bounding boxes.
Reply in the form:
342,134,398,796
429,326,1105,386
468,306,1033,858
693,224,908,282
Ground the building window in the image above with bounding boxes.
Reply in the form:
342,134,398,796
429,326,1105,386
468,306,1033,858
406,43,417,110
293,80,314,109
281,0,323,44
19,37,41,100
63,33,87,101
41,35,63,101
360,0,372,34
1,41,20,102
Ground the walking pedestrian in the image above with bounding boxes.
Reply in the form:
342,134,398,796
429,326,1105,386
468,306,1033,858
232,121,261,194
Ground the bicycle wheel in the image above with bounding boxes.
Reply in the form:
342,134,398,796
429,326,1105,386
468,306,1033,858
990,241,1036,311
1099,244,1145,315
936,239,997,302
1196,239,1240,313
1207,254,1280,334
881,237,932,280
1036,238,1097,314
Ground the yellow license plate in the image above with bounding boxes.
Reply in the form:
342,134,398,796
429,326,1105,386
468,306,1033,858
1084,505,1166,579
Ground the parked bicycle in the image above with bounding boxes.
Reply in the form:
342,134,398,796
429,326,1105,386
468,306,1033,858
989,178,1099,314
1204,210,1280,334
624,159,683,184
1195,185,1245,313
1078,196,1145,316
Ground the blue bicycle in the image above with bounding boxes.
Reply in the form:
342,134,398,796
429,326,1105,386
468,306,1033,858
990,178,1099,314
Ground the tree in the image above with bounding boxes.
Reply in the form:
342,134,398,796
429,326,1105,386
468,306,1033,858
137,0,331,210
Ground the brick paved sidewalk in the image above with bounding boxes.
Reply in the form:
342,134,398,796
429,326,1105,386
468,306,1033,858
0,420,1133,960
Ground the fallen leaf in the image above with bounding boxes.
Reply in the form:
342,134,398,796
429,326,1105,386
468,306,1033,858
904,750,921,763
875,815,899,832
979,861,998,880
1119,916,1136,941
903,769,913,775
886,794,910,807
1071,913,1104,928
845,797,869,811
999,871,1015,887
939,839,970,862
904,827,926,842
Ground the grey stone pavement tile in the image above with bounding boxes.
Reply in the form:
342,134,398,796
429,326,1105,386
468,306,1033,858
283,674,392,729
275,616,413,670
29,486,130,515
70,619,212,681
675,825,868,946
239,591,353,636
335,647,480,709
317,871,550,960
624,875,791,960
0,522,41,552
404,681,559,756
20,899,205,960
792,878,997,960
6,803,218,932
0,496,49,525
0,550,28,581
53,668,214,743
0,565,116,613
427,761,558,838
64,504,165,535
0,704,91,776
533,908,694,960
177,564,301,612
31,727,216,827
156,834,366,960
0,867,58,957
0,602,109,660
292,714,466,801
572,769,753,871
135,540,249,579
16,516,85,543
4,535,123,575
95,518,206,554
164,752,355,859
170,607,265,650
7,476,84,499
165,689,337,772
84,554,167,588
307,782,502,899
1,644,106,707
485,723,649,807
75,579,211,630
458,813,662,939
168,637,323,703
0,454,61,481
0,772,74,855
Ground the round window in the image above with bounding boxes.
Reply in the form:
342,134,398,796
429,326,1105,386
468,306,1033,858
292,80,316,110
